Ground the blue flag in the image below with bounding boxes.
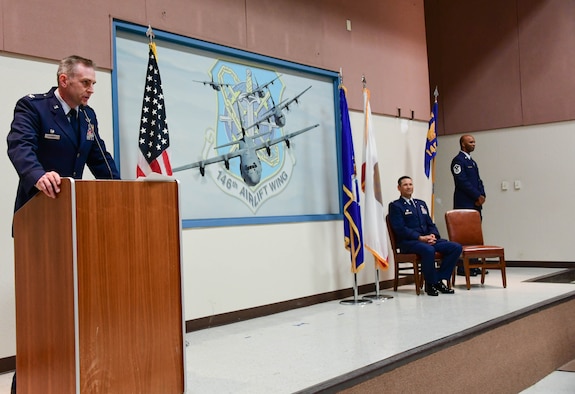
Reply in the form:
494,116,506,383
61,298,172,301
340,86,364,273
424,100,438,178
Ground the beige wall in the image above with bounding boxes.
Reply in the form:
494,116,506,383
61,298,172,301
433,122,575,262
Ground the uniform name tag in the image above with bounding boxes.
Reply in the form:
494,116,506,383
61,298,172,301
44,133,60,140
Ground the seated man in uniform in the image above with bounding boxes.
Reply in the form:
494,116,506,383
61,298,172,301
388,176,462,296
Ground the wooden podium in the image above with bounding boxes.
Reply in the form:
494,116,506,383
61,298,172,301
13,179,185,393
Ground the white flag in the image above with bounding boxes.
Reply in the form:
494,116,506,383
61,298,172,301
361,87,388,270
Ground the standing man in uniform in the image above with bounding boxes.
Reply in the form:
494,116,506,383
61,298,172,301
7,55,120,394
8,55,120,211
451,134,485,276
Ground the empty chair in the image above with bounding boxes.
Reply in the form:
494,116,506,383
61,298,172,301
444,209,507,290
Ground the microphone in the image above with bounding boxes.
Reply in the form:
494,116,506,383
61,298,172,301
80,106,115,179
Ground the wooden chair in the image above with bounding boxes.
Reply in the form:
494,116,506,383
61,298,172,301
444,209,507,290
386,215,423,294
386,215,444,295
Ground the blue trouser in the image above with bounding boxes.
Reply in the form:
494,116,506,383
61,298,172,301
399,239,462,284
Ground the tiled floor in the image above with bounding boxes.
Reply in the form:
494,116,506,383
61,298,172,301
0,267,573,393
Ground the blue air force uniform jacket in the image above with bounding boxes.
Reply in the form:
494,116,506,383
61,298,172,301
450,151,485,210
388,198,441,249
7,87,120,212
389,197,461,284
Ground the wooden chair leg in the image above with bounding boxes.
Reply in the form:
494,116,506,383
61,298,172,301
419,267,425,289
464,258,472,290
452,258,461,287
501,258,507,288
413,263,421,295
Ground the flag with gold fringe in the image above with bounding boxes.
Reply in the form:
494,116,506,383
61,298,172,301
424,96,438,179
361,87,388,270
340,85,364,273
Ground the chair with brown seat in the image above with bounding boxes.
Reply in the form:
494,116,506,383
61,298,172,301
386,215,444,295
444,209,507,290
386,215,423,294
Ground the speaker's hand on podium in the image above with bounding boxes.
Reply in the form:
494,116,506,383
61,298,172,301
35,171,61,199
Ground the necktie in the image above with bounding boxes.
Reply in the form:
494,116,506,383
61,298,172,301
69,108,80,141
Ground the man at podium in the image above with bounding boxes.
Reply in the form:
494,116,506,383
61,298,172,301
7,54,120,214
6,54,121,394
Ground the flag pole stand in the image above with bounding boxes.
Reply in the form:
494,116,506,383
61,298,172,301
340,273,372,305
363,268,393,301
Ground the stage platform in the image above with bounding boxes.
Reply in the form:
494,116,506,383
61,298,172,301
184,267,574,393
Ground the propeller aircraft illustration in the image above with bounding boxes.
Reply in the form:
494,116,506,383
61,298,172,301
238,74,282,101
245,85,312,130
193,76,233,91
172,123,319,186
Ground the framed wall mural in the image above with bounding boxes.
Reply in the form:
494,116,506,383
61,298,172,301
113,21,341,227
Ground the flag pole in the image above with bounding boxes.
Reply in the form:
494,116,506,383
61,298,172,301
430,87,439,220
360,74,393,302
340,264,372,305
431,156,436,220
340,171,371,306
339,69,372,306
342,214,372,304
363,260,393,300
136,24,174,177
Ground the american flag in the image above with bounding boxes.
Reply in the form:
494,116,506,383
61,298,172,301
136,42,173,177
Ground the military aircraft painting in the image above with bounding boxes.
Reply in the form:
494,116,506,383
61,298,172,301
238,74,282,101
245,85,312,130
172,123,319,186
193,76,233,91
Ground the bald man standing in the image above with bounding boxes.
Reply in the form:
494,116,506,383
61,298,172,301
451,134,485,213
451,134,486,276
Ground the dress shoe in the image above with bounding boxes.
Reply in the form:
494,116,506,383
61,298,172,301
435,281,455,294
471,268,489,275
457,267,477,277
425,284,439,296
